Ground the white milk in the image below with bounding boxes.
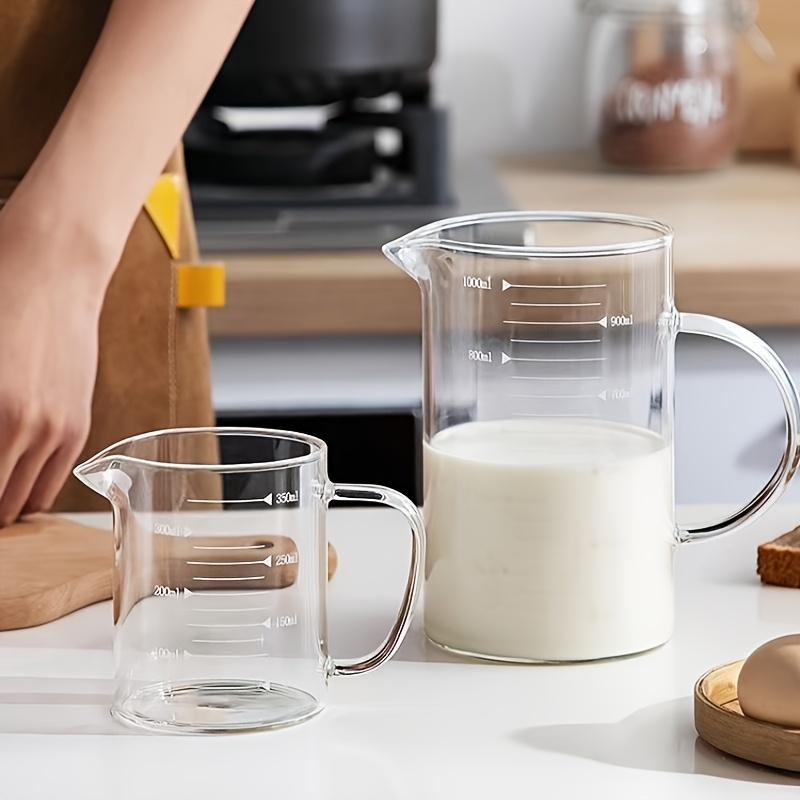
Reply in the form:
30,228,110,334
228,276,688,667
423,418,676,662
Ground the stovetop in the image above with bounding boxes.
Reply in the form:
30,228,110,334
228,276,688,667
190,158,509,252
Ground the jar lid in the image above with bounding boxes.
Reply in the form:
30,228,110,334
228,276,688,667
580,0,756,26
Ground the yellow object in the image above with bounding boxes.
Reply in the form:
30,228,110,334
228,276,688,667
144,173,182,259
176,263,226,308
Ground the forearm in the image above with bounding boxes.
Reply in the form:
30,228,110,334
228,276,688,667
9,0,254,284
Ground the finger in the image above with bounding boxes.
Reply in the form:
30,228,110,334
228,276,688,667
0,411,31,508
23,438,86,516
0,442,55,526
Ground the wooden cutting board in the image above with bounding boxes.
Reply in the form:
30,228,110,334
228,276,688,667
738,0,800,152
0,515,112,632
0,515,338,632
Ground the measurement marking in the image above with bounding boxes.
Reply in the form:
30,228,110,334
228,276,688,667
188,622,266,628
186,493,275,506
189,619,273,630
187,590,277,597
513,412,588,418
502,280,606,291
502,353,605,364
191,638,262,645
510,302,601,308
510,338,601,344
192,544,269,551
511,393,603,400
193,575,267,582
185,652,264,659
191,607,272,613
187,558,272,566
510,375,603,381
504,316,608,328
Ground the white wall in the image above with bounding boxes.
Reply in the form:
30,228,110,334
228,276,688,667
434,0,590,159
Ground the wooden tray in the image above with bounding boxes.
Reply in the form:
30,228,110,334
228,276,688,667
694,660,800,773
0,515,338,632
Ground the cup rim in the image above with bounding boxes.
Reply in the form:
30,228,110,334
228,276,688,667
392,210,673,259
80,427,327,473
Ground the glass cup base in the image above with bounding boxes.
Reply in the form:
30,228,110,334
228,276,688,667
426,634,666,665
111,680,321,734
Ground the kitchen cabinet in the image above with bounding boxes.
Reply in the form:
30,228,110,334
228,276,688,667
207,158,800,337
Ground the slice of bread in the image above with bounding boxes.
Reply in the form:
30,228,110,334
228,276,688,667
757,526,800,588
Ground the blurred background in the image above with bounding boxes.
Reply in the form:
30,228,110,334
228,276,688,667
188,0,800,509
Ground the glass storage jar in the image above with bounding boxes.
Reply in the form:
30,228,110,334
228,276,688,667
580,0,756,172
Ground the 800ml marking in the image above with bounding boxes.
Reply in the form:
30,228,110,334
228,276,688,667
468,349,493,363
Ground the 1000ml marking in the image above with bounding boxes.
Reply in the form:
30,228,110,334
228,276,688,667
463,276,492,291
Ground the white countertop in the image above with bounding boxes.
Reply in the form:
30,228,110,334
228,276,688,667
3,505,800,799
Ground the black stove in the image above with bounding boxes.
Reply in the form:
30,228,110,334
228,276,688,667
185,98,507,253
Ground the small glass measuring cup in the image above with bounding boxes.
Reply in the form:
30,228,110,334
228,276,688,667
74,428,424,733
384,211,800,663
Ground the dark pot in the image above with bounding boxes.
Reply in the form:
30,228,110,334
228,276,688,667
204,0,438,107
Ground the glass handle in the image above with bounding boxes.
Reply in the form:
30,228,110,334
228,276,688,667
677,312,800,542
326,483,425,676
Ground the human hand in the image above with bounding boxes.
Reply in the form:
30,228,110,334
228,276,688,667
0,203,113,525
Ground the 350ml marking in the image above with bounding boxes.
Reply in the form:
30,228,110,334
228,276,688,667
275,490,299,505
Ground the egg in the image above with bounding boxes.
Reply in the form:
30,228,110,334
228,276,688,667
738,634,800,727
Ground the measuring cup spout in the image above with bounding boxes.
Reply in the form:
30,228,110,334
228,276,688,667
382,231,433,283
73,455,132,502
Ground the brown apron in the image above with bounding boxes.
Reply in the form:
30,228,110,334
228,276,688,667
0,0,216,512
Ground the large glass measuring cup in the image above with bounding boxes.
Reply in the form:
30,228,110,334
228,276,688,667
384,211,800,663
74,428,424,733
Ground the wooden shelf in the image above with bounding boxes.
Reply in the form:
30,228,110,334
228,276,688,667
207,251,419,337
207,158,800,337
